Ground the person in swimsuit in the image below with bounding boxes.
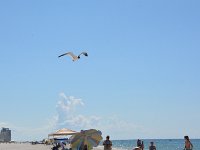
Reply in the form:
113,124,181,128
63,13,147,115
184,136,193,150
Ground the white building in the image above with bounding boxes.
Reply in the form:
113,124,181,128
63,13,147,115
0,128,11,142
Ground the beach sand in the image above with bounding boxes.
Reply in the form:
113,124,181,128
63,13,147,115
0,143,109,150
0,143,52,150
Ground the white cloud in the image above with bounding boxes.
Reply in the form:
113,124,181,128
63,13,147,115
54,93,143,139
54,93,100,130
57,93,84,113
1,93,143,141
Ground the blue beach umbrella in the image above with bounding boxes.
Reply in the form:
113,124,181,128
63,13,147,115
70,129,102,150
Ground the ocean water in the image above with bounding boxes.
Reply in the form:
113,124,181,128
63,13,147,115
110,139,200,150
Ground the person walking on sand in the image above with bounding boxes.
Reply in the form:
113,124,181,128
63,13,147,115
184,136,193,150
103,135,112,150
149,142,156,150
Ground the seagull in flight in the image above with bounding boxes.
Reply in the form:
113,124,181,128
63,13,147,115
58,52,88,61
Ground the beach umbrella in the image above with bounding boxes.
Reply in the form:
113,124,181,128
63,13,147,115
70,129,102,150
48,128,77,137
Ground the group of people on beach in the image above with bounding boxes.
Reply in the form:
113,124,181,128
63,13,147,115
133,135,193,150
133,139,156,150
102,136,155,150
103,135,193,150
51,135,193,150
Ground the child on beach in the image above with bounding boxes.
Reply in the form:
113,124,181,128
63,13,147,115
184,136,193,150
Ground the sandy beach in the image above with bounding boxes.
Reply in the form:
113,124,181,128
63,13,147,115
0,143,109,150
0,143,52,150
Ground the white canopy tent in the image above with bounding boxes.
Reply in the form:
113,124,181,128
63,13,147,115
48,128,78,137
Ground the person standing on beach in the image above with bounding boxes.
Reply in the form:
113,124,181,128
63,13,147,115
149,142,156,150
103,135,112,150
184,136,193,150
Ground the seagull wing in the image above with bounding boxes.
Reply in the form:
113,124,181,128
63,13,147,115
58,52,78,61
78,52,88,58
58,53,68,57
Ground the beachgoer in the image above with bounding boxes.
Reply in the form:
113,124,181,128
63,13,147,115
103,135,112,150
137,139,142,147
137,139,144,149
184,136,193,150
149,142,156,150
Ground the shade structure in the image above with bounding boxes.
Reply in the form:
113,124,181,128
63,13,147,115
48,128,77,137
70,129,102,150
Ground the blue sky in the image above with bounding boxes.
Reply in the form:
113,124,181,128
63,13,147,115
0,0,200,141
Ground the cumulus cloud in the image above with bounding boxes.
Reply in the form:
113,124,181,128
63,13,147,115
54,93,100,130
53,93,143,139
57,93,84,112
1,93,143,140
